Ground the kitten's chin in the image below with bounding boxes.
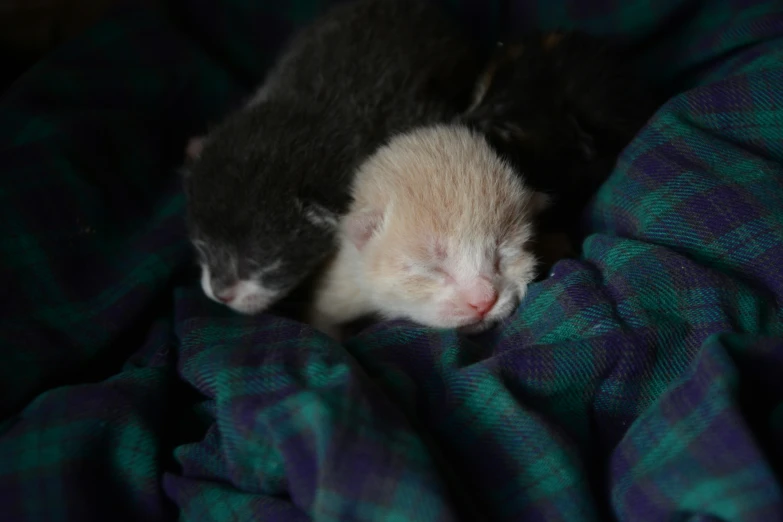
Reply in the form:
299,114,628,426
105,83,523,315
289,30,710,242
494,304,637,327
227,300,270,315
456,320,497,335
228,285,281,315
203,278,279,315
455,286,522,334
456,311,512,335
428,313,503,334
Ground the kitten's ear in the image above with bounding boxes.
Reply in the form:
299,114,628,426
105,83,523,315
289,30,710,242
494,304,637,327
299,199,339,229
180,136,206,179
185,136,206,162
529,191,552,215
344,208,383,251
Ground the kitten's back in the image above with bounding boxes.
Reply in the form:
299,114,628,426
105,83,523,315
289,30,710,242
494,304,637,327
261,0,481,120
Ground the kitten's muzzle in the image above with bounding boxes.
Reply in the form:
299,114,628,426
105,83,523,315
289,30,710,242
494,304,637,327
215,289,236,304
459,276,500,319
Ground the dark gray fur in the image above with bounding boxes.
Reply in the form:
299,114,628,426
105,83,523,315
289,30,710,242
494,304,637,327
183,0,481,307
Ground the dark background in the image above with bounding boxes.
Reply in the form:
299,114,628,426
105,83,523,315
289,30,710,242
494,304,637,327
0,0,133,91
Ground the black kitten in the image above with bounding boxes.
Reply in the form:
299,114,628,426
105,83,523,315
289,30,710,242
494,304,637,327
463,31,657,243
182,0,481,314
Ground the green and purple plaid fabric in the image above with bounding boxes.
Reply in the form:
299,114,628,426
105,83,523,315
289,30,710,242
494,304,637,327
1,0,783,520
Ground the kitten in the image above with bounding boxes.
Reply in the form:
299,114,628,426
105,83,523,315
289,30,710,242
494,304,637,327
308,123,550,338
182,0,481,315
463,30,655,240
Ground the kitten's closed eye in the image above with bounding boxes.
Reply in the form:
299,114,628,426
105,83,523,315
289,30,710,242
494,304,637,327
402,260,453,283
236,258,259,279
431,266,455,283
244,259,262,271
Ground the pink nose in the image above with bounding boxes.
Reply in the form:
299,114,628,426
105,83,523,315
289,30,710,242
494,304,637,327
215,290,236,304
468,293,498,317
461,277,499,318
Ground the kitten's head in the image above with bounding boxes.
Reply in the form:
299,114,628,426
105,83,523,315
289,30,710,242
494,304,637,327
343,124,549,332
182,135,337,315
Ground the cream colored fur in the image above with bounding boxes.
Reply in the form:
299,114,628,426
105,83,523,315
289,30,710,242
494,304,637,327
310,123,548,338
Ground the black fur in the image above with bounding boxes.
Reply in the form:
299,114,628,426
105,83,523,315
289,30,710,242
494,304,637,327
462,31,657,242
183,0,481,307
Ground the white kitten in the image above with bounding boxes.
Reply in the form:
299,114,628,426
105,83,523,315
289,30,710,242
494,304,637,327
309,123,550,338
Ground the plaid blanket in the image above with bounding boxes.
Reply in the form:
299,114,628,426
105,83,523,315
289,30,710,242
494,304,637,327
2,0,783,520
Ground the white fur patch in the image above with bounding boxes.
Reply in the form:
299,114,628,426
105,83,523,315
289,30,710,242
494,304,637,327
199,263,280,315
200,264,217,302
259,259,282,275
305,208,338,228
300,201,338,229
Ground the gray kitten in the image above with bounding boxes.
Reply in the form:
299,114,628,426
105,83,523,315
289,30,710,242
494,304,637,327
183,0,480,314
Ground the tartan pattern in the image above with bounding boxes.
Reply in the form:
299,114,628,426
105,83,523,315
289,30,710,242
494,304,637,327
1,0,783,520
